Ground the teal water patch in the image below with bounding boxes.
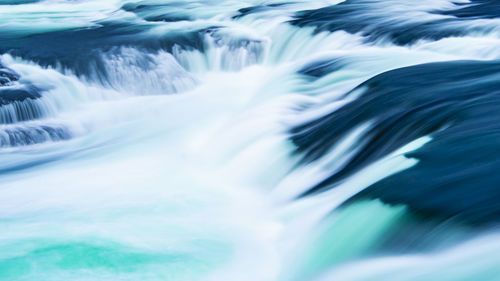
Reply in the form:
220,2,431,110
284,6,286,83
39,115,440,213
0,238,231,281
0,0,40,4
292,200,407,280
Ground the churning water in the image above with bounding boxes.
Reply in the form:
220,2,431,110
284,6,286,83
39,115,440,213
1,0,500,280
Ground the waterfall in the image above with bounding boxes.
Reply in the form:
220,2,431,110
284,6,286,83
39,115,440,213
1,0,500,280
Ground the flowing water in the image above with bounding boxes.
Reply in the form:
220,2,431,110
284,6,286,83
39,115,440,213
1,0,500,280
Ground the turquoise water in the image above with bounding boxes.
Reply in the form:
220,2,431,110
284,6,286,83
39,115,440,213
1,0,500,280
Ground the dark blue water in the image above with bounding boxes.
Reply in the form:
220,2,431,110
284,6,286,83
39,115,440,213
1,1,500,281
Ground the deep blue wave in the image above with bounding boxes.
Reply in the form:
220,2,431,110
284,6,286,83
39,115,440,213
441,0,500,19
0,21,205,76
121,2,193,22
290,0,499,45
292,59,500,225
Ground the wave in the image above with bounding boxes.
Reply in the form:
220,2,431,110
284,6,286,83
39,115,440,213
1,0,500,280
292,59,500,225
290,0,500,45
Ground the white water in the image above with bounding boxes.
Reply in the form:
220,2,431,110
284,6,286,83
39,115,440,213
1,0,500,280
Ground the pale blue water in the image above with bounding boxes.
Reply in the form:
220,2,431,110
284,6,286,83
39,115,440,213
1,0,500,280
